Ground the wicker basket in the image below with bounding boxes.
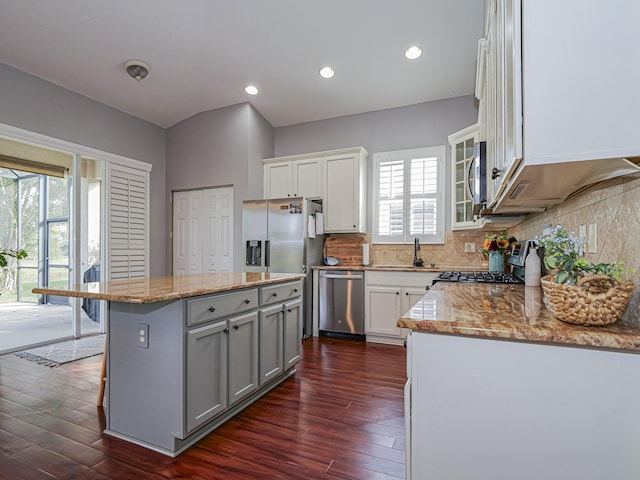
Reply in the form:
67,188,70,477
540,274,635,326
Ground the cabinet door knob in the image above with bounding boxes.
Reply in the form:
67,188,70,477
272,292,278,297
244,299,250,304
287,308,292,313
293,288,298,293
405,292,409,295
208,306,216,312
223,328,229,334
233,324,239,330
491,167,502,180
396,291,400,295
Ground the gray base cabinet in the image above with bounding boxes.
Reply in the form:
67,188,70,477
283,298,302,368
228,311,259,405
186,320,228,433
259,304,284,385
106,280,302,456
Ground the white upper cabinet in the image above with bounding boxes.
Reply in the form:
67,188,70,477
478,0,640,213
323,148,367,233
263,147,367,233
264,162,293,199
448,124,480,230
263,157,322,199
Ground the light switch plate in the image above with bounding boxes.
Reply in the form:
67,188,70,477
588,223,598,254
579,225,587,256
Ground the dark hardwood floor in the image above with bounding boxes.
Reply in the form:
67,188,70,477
0,336,407,479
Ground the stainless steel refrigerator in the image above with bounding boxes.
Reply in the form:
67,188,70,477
242,197,324,338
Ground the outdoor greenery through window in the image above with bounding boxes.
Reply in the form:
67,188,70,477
373,146,445,244
0,169,70,303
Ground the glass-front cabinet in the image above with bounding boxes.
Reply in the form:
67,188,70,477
448,124,479,230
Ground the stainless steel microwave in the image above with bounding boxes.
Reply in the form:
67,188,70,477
469,141,487,215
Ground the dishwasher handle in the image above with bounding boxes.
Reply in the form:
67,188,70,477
319,273,363,280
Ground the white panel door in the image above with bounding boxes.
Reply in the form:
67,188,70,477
172,187,234,275
188,191,203,274
217,188,233,271
172,191,189,276
202,189,218,273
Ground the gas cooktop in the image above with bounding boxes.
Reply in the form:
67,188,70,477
433,271,524,284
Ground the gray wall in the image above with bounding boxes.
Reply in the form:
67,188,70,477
0,63,167,276
274,95,479,232
0,58,478,275
166,102,274,271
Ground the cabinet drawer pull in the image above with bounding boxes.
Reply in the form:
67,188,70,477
223,328,229,334
233,324,239,330
272,292,278,297
244,299,251,304
287,308,292,313
293,288,298,293
405,292,409,295
396,292,400,295
208,306,216,312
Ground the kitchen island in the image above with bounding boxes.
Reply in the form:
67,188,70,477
399,282,640,480
34,272,305,456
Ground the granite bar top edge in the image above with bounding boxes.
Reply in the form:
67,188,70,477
32,272,306,304
397,283,640,353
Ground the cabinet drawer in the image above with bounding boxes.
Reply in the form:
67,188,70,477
187,289,258,326
366,271,437,289
260,281,302,307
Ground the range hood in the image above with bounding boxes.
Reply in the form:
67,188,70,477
491,157,640,214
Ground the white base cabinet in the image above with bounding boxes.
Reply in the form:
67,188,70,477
406,332,640,480
365,271,437,345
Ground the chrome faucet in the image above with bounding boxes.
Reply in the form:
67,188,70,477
413,237,424,267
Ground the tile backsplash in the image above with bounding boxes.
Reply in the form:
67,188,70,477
368,231,492,269
508,172,640,323
326,172,639,322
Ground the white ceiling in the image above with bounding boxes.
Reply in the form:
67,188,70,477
0,1,484,129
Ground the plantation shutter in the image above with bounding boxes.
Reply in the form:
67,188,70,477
409,156,439,237
373,146,445,244
106,163,149,280
377,160,405,241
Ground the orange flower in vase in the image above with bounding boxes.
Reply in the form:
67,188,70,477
482,232,514,272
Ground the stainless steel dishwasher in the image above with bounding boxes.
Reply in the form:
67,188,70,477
319,270,364,335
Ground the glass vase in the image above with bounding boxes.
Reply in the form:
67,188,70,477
488,251,505,272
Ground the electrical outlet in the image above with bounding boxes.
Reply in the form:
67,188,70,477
464,242,476,253
137,323,149,349
588,223,598,254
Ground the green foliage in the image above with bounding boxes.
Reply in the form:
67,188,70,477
536,225,634,285
0,248,28,268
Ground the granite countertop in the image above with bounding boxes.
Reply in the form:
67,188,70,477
312,265,473,272
397,282,640,353
32,272,305,304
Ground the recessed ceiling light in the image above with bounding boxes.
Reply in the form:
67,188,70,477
404,46,423,60
319,66,335,79
244,85,259,95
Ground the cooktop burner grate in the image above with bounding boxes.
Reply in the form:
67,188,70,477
433,271,524,284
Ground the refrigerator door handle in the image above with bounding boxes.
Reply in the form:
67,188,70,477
265,240,270,268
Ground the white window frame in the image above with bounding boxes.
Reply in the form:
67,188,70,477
372,146,446,244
